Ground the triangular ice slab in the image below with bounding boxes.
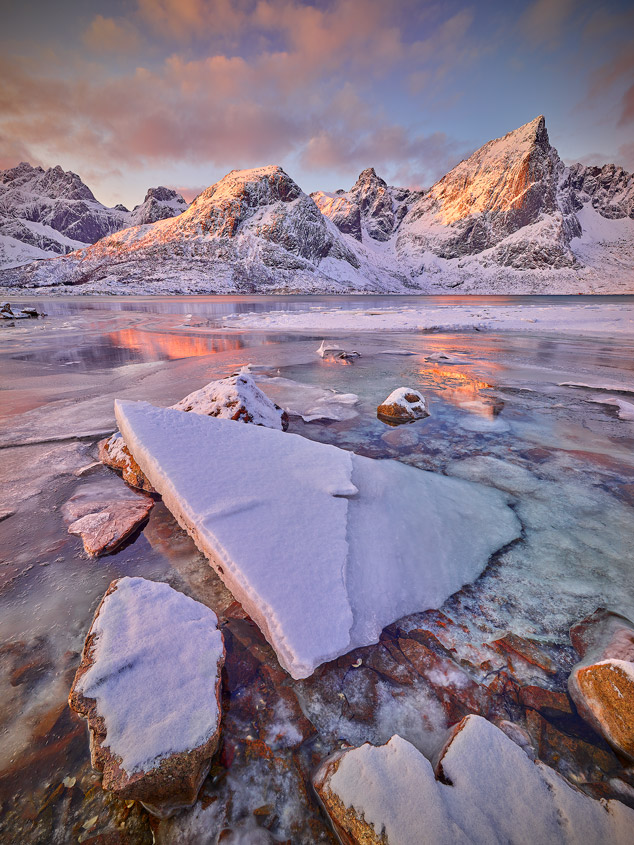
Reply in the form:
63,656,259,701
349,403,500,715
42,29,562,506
116,400,520,678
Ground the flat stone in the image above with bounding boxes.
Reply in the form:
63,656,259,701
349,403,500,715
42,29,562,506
68,499,153,556
69,577,225,818
491,632,557,675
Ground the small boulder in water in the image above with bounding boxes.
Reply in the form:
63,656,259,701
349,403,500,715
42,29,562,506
64,483,153,556
568,609,634,760
69,577,225,818
377,387,429,424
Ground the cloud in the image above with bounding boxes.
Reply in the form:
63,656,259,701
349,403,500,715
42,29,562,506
520,0,579,47
587,46,634,126
82,15,141,54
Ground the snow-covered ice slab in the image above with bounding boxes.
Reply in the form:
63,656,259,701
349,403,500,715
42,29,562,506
314,715,634,844
115,400,520,679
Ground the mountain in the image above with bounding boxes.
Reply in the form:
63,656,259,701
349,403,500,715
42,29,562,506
129,187,189,226
1,117,633,294
0,162,190,269
312,168,420,243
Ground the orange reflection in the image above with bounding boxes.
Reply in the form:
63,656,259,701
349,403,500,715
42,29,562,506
108,329,244,360
418,366,503,418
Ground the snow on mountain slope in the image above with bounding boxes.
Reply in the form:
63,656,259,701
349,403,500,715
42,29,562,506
0,163,191,269
396,116,579,272
0,166,410,293
1,117,633,294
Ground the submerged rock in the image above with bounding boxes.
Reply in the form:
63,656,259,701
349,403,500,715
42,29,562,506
377,387,429,424
314,715,634,845
172,372,289,431
98,432,155,492
69,577,225,818
568,609,634,761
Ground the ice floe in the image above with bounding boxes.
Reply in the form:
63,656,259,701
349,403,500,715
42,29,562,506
115,400,520,678
253,374,360,422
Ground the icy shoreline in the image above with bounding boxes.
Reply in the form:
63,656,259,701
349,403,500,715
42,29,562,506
221,301,634,336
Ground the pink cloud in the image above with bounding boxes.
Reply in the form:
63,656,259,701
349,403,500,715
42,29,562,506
82,15,142,54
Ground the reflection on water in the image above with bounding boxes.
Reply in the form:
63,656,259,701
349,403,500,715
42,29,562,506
108,328,247,361
418,366,503,418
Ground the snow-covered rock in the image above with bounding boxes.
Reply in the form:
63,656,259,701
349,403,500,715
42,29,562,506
69,576,225,818
316,339,360,360
568,609,634,760
171,373,289,430
313,715,634,845
377,388,429,424
114,400,520,679
562,163,634,220
0,301,42,319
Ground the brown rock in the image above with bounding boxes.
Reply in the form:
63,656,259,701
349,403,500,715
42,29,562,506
69,578,225,818
98,434,155,492
68,499,153,556
491,632,557,675
569,661,634,761
314,750,384,845
519,685,573,718
377,387,429,425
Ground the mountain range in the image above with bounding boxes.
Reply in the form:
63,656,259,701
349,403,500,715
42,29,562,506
1,116,632,294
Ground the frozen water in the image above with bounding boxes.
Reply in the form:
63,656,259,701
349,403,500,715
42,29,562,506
116,400,519,678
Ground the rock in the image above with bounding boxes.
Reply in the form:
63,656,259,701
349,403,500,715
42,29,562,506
314,715,634,844
69,577,225,818
518,685,573,718
568,609,634,760
316,340,361,361
172,373,289,431
569,661,634,761
377,387,429,424
98,433,155,492
67,499,153,556
0,302,42,319
569,608,634,662
491,632,557,675
129,187,189,226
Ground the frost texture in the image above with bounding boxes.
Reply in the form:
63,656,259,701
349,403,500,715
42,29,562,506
115,401,520,679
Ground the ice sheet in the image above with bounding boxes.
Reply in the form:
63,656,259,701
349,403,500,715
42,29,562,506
115,401,520,678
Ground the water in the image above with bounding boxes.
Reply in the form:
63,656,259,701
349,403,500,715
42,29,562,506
1,296,634,843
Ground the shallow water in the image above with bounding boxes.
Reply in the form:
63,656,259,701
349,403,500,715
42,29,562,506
1,296,634,842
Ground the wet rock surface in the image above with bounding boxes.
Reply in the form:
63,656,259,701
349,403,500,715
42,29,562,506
98,433,155,492
66,497,153,557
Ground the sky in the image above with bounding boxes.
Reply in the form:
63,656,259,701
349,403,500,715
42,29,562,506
1,0,632,209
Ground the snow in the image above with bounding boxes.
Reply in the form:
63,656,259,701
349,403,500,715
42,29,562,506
77,576,223,775
323,715,634,844
588,396,634,421
253,374,359,422
115,400,520,679
378,387,428,421
171,373,286,429
222,301,634,335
